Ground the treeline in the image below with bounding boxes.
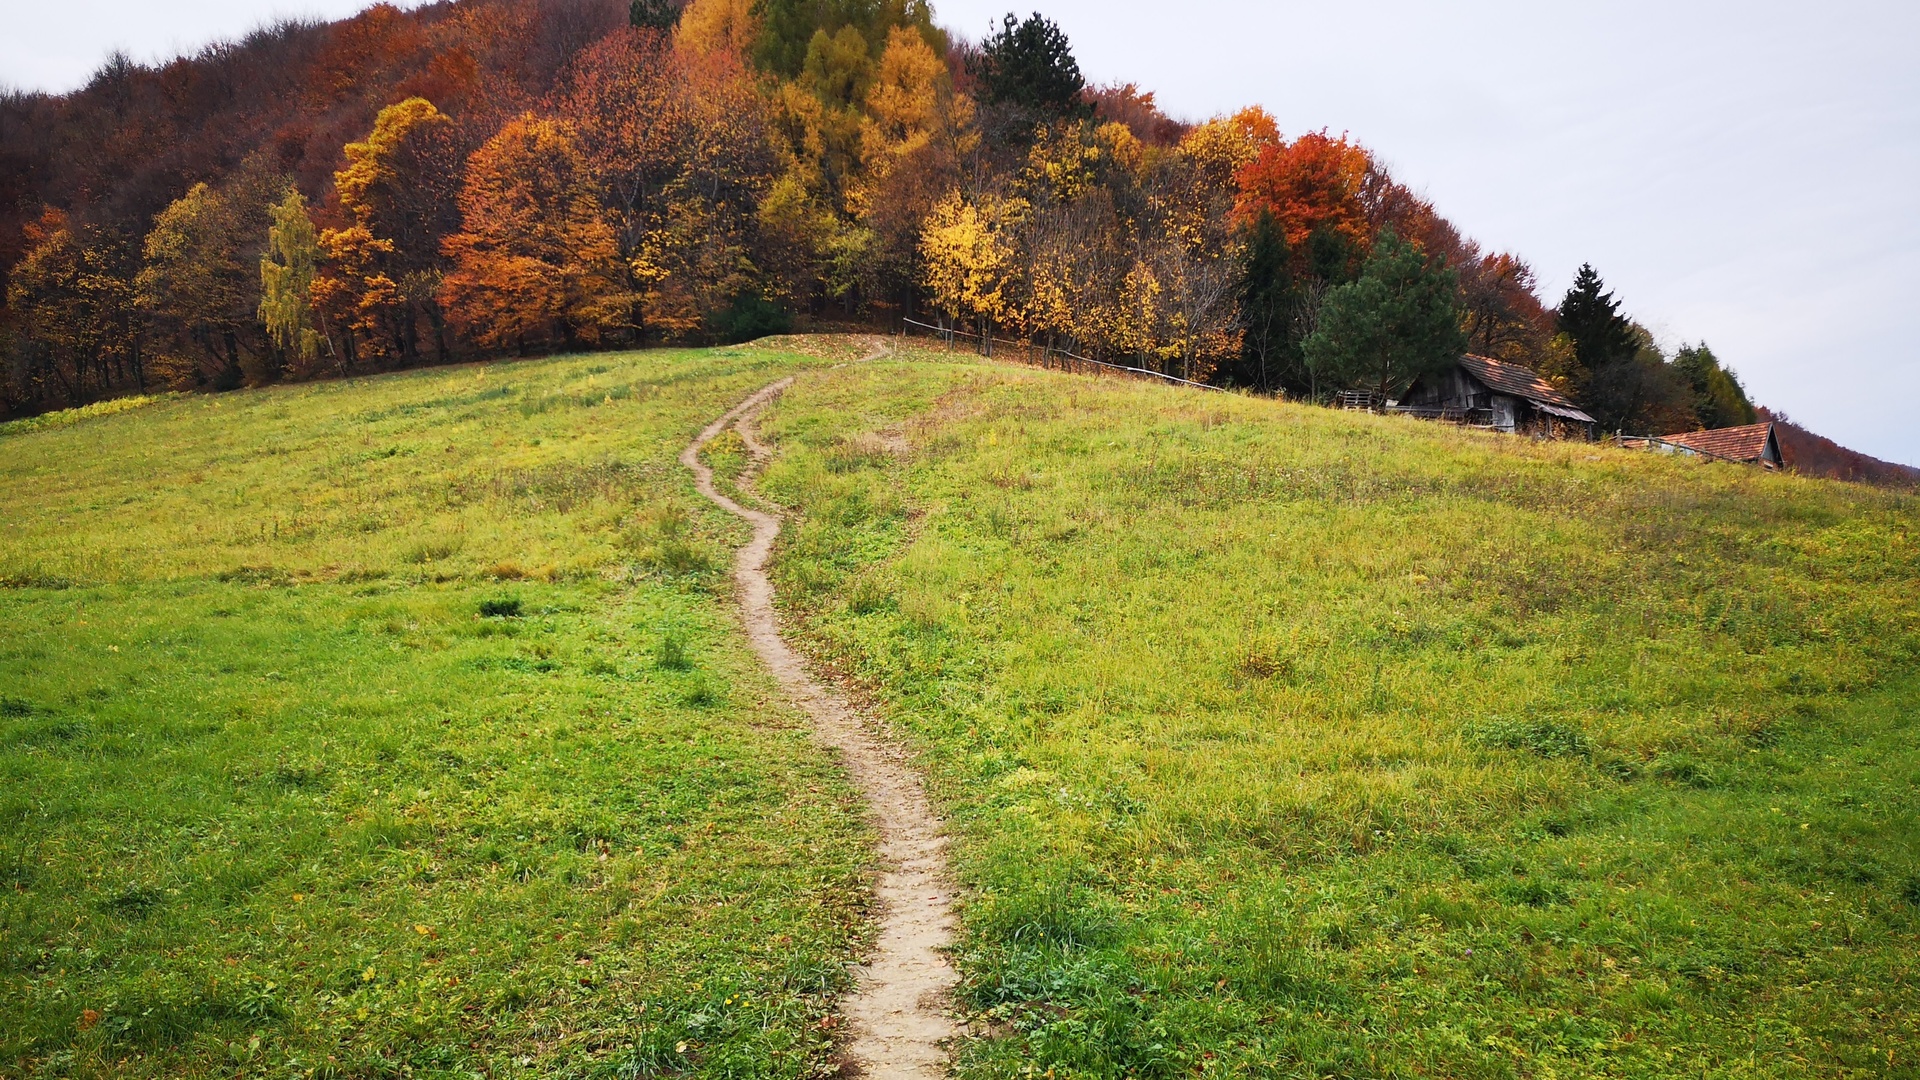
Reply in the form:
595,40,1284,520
0,0,1754,440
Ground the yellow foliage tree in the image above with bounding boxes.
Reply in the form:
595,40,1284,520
259,188,326,377
321,97,460,362
1179,106,1281,187
918,191,1024,334
675,0,757,56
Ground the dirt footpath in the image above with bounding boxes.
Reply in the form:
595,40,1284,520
680,344,956,1078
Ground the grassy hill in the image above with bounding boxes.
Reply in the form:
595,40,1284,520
0,342,875,1077
4,338,1918,1078
758,346,1920,1078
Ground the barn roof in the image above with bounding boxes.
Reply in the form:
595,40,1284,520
1659,422,1779,463
1456,354,1596,423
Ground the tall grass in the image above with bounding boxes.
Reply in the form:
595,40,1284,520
0,347,875,1078
763,349,1920,1079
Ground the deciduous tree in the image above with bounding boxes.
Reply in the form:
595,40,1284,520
441,114,631,351
1234,131,1372,264
919,190,1023,336
259,187,328,377
7,210,143,405
322,96,462,362
136,165,286,387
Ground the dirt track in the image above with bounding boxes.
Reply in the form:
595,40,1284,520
679,343,956,1078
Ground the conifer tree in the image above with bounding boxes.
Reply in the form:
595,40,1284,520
1231,209,1296,393
974,12,1086,120
629,0,681,30
1302,230,1464,398
1555,263,1636,374
1671,342,1757,429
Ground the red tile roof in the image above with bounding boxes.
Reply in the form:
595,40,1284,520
1659,422,1780,464
1458,354,1593,421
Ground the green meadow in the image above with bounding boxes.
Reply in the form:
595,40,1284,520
759,347,1920,1079
6,339,1919,1079
0,343,876,1078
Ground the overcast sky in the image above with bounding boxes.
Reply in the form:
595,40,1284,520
6,0,1918,464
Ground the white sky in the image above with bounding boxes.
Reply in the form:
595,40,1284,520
5,0,1918,464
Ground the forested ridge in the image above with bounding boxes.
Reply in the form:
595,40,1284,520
0,0,1908,481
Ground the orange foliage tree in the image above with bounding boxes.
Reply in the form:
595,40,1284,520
560,30,779,337
1234,130,1373,260
440,114,630,352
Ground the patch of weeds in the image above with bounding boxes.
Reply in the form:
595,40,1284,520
1,845,36,889
682,676,720,707
0,567,75,589
630,502,712,577
1620,980,1677,1013
1469,717,1592,760
1596,755,1641,781
268,761,327,789
1235,641,1295,681
1496,877,1571,908
479,596,523,618
1408,892,1480,929
1650,753,1721,789
8,716,92,748
647,539,712,576
977,877,1117,950
215,565,290,586
656,629,691,671
403,539,462,564
1311,912,1364,951
845,575,893,615
102,885,165,918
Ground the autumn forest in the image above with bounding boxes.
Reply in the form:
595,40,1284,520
0,0,1841,447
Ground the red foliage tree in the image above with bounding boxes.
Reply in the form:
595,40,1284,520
1233,131,1373,257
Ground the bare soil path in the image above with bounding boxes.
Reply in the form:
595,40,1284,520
679,342,956,1078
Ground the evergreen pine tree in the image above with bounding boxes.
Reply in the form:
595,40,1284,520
1231,209,1297,393
974,13,1086,119
1302,230,1465,398
1672,342,1757,429
1555,263,1636,374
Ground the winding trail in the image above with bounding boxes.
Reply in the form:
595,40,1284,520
679,343,956,1078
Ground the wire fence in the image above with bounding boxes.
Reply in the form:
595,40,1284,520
899,318,1226,393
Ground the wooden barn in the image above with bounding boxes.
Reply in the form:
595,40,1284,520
1619,422,1784,468
1394,355,1596,438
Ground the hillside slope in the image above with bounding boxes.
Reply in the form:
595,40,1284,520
1761,408,1920,487
762,346,1920,1078
0,340,875,1077
5,339,1916,1077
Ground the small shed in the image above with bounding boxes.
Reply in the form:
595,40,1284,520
1620,422,1783,468
1395,354,1596,438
